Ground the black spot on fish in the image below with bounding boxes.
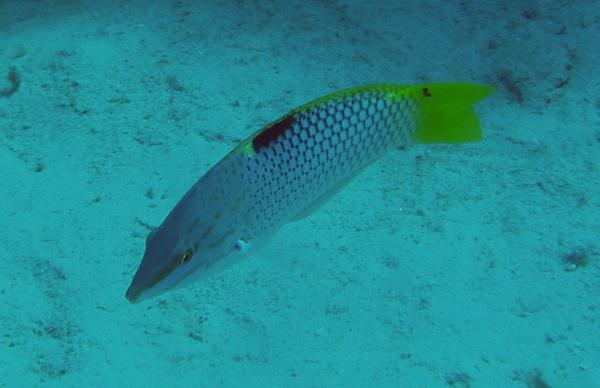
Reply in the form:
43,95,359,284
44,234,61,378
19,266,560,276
252,115,295,152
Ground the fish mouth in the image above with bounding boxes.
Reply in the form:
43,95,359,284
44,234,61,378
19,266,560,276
125,284,143,304
125,278,174,304
125,272,174,304
125,251,231,304
125,262,174,304
125,258,196,304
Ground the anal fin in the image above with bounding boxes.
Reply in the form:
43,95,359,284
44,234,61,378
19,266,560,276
291,167,367,222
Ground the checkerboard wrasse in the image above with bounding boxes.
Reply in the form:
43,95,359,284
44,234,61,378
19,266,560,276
126,83,493,303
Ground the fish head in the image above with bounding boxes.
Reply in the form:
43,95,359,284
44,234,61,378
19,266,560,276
125,218,248,303
126,153,255,304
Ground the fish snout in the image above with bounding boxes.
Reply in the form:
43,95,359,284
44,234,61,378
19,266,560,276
125,284,142,303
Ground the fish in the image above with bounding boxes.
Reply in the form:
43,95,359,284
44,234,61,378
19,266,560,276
125,83,494,303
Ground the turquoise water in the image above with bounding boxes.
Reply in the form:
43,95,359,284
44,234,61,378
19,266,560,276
1,1,599,387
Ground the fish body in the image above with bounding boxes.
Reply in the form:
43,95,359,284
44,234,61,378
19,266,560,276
126,83,493,303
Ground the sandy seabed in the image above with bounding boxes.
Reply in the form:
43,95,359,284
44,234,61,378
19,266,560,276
0,1,599,387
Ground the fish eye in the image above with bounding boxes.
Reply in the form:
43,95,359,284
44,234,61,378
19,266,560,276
179,250,193,265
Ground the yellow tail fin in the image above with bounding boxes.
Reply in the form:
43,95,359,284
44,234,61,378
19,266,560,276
406,83,494,144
